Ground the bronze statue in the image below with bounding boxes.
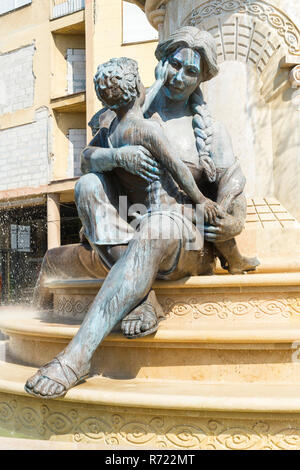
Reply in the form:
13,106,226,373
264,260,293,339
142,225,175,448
25,27,259,399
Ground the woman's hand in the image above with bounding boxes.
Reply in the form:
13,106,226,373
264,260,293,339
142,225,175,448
115,145,163,182
155,60,169,85
143,61,168,114
204,209,243,243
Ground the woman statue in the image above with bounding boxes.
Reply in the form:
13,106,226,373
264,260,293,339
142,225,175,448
25,26,254,399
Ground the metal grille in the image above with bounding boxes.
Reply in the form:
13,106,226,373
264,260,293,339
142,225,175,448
52,0,85,19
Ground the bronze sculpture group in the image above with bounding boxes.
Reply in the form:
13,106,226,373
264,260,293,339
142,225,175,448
25,26,259,399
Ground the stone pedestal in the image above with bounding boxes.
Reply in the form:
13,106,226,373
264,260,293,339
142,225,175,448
1,269,300,448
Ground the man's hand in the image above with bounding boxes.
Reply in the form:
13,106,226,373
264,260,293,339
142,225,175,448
203,199,220,225
115,145,163,182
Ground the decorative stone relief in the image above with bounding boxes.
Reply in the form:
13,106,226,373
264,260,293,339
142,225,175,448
144,0,170,29
159,293,300,321
183,0,300,74
53,291,300,322
54,295,94,320
2,393,300,449
289,64,300,87
52,285,300,322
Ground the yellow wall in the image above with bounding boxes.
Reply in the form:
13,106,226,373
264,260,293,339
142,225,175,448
53,111,86,178
85,0,158,141
51,33,85,99
0,0,51,130
0,0,158,183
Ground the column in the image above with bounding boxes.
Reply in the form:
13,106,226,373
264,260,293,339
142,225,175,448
47,193,61,250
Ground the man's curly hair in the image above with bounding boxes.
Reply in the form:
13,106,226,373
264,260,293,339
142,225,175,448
94,57,141,110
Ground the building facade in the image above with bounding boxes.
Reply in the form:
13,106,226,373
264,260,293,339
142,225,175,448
0,0,158,302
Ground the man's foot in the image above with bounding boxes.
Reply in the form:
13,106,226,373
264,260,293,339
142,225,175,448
24,354,90,399
121,290,165,338
229,256,260,275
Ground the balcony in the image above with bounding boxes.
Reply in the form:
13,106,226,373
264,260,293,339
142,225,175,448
51,0,85,20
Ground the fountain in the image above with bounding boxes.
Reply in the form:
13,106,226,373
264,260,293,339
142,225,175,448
0,0,300,450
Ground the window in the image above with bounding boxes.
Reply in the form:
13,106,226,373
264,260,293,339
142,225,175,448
122,1,158,44
66,49,86,94
52,0,85,19
0,0,32,15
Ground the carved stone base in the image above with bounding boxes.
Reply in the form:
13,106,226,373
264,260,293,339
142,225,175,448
2,384,300,449
1,272,300,448
48,272,300,323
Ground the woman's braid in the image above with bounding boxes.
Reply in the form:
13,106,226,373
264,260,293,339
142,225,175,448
190,89,216,183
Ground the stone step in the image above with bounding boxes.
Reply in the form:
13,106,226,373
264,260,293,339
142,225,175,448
3,305,300,343
2,359,300,414
2,308,300,384
2,359,300,449
0,362,300,450
46,272,300,323
0,436,112,450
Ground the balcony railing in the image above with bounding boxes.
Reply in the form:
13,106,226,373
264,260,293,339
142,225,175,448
51,0,85,19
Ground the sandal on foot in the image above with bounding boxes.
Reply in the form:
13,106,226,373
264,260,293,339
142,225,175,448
122,290,165,339
24,354,89,399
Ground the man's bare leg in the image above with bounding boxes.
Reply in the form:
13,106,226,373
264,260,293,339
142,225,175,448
97,245,165,338
25,215,181,398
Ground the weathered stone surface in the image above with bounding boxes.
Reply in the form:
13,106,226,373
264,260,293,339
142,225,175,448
0,44,35,116
0,107,49,190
